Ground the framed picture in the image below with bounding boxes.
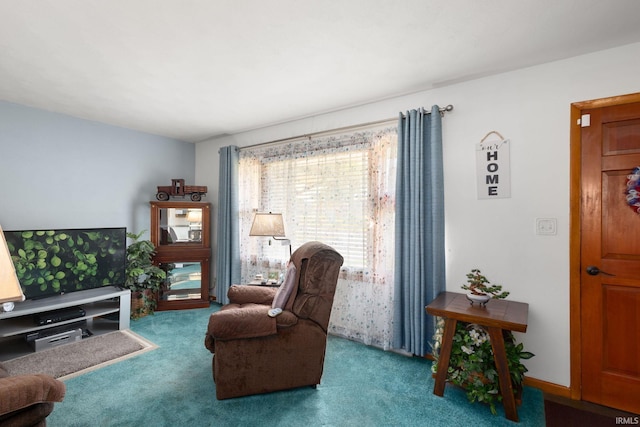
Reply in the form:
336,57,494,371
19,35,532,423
268,271,280,282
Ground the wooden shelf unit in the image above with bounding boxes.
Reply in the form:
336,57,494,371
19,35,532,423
150,201,211,310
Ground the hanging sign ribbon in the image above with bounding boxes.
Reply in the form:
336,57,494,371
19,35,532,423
625,166,640,214
476,131,511,199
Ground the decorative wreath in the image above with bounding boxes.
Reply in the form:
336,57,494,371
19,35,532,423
625,166,640,214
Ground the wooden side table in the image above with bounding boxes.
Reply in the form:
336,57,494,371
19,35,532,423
246,280,281,288
425,291,529,422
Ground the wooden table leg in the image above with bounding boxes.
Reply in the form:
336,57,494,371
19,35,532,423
488,326,518,422
433,318,457,396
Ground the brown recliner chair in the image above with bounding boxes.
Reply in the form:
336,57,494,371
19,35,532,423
205,241,343,400
0,362,66,426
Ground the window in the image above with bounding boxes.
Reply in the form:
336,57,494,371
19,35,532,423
239,126,397,276
262,149,370,268
238,126,397,348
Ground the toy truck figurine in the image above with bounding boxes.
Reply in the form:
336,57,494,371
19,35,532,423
156,179,208,201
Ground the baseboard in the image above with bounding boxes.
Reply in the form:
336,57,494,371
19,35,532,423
524,376,571,398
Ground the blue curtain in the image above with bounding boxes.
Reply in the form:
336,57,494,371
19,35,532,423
215,146,240,305
392,106,446,356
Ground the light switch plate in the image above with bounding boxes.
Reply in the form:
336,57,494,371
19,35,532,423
536,218,557,235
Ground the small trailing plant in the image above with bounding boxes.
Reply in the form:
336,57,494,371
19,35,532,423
461,268,509,299
124,231,166,319
431,270,533,415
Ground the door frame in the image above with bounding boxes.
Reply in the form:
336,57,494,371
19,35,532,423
569,92,640,400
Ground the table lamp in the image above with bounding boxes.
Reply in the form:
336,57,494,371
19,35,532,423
0,225,25,311
187,209,203,241
249,212,291,256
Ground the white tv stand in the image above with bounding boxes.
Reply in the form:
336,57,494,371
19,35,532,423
0,286,131,361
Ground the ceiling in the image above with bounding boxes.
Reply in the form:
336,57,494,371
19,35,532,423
2,0,640,143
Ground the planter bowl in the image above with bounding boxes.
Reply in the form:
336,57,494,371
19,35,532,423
466,292,491,306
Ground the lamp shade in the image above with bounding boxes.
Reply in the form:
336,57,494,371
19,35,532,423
187,209,202,223
0,225,25,304
249,213,286,237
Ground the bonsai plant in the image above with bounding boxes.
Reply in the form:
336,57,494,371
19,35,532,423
430,269,534,415
461,268,509,305
124,231,166,319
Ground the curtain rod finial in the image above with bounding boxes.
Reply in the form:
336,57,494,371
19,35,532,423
439,105,454,117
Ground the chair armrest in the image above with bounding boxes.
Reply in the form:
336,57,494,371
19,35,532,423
0,374,66,415
275,311,298,328
207,303,277,340
227,285,277,305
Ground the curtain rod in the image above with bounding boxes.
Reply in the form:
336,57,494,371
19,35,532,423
241,104,454,150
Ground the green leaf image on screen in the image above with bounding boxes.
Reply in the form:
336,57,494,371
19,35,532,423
5,228,127,300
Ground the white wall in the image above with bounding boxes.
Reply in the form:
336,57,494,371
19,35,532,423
196,42,640,387
0,101,196,238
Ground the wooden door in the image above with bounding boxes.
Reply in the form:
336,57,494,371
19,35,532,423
579,100,640,413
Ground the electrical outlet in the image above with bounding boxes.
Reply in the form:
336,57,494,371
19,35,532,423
536,218,557,235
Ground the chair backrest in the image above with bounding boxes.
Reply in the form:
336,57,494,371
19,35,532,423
169,226,189,242
288,241,343,331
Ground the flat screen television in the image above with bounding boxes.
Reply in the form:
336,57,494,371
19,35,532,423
4,227,127,300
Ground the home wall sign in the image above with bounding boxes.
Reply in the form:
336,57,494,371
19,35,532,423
476,131,511,199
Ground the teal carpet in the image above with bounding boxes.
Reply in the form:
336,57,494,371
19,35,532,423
47,305,545,426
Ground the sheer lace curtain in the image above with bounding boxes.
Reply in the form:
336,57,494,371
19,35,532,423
238,126,397,349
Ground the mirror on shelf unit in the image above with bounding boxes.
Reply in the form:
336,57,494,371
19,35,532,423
153,255,210,310
156,206,205,246
159,261,202,302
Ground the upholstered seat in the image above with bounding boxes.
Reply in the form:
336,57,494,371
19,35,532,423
0,362,65,426
204,241,343,399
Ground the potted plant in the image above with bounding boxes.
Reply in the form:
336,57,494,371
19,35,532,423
461,268,509,305
124,231,166,319
431,269,534,415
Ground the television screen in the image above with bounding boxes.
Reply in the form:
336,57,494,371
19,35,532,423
4,227,127,300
